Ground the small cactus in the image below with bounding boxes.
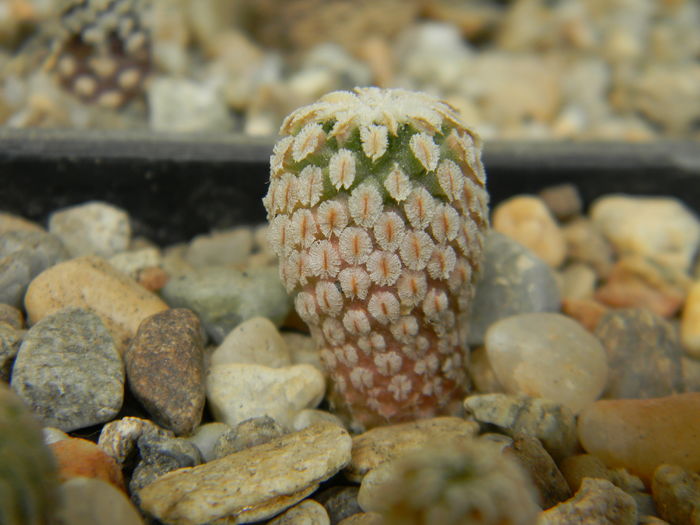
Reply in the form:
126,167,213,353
264,87,489,430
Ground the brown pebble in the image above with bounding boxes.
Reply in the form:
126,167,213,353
50,438,125,493
137,266,169,291
561,297,609,332
125,308,206,435
538,183,583,222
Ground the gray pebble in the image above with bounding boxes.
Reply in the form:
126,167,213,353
213,416,285,459
0,323,23,381
595,308,684,399
0,303,23,328
161,266,292,342
467,231,561,345
315,486,363,525
57,477,144,525
11,307,124,431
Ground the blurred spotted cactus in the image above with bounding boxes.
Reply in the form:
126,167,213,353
45,0,151,108
263,87,489,430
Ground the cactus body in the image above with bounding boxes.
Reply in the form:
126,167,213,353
264,87,488,430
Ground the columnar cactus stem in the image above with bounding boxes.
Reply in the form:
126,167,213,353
264,87,489,430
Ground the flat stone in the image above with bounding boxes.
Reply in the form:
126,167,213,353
161,266,291,343
492,195,567,267
506,434,571,509
595,308,684,399
537,478,637,525
50,437,125,492
139,421,352,525
652,464,700,525
11,307,124,431
315,486,362,525
206,363,325,429
98,417,174,466
346,416,480,482
49,201,131,258
212,416,285,459
24,256,169,353
561,217,614,278
577,393,700,482
0,323,23,381
185,227,254,268
125,308,205,435
682,281,700,358
485,312,608,413
590,195,700,272
267,500,330,525
464,393,578,462
467,232,561,346
210,316,291,368
57,478,144,525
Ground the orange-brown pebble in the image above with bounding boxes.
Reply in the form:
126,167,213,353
578,393,700,483
561,298,609,332
50,437,126,492
25,256,169,353
137,266,170,291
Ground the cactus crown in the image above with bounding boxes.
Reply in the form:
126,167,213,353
265,87,489,430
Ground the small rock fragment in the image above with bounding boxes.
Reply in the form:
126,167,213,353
537,478,637,525
559,263,597,300
561,217,614,278
139,421,352,525
652,464,700,525
57,477,144,525
464,393,578,462
595,308,684,399
98,417,174,466
346,417,480,482
11,307,124,431
212,416,285,459
49,201,131,258
315,486,362,525
561,298,609,332
125,308,205,435
210,316,291,368
267,499,330,525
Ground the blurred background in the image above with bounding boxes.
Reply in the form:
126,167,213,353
0,0,698,141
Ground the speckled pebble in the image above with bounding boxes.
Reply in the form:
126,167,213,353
267,499,330,525
98,416,174,466
161,266,291,343
49,201,131,258
346,417,480,483
212,416,285,459
11,307,124,431
125,308,206,435
464,393,578,462
468,232,561,346
139,421,352,525
24,256,169,353
206,363,325,429
537,478,637,525
485,312,608,413
57,478,144,525
595,308,684,399
210,316,291,368
652,464,700,525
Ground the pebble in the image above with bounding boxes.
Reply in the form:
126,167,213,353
345,417,480,482
485,312,608,414
315,486,362,525
469,345,503,393
11,307,124,431
0,212,44,234
184,227,254,268
338,513,384,525
652,464,700,525
161,265,291,343
467,232,561,346
24,256,169,353
0,382,58,525
0,322,22,381
590,195,700,272
212,416,285,459
561,298,609,332
50,437,125,492
125,308,206,435
139,421,352,525
537,478,637,525
210,316,291,368
506,434,572,509
56,477,144,525
129,432,203,505
492,195,567,267
48,201,131,258
187,422,231,462
538,183,583,222
464,393,578,462
561,217,614,278
0,230,69,307
559,454,645,496
98,416,174,466
148,76,234,133
577,393,700,482
206,363,325,429
292,408,345,432
0,303,23,328
594,255,690,318
107,247,164,284
43,426,69,445
358,438,540,525
559,263,597,300
595,308,683,399
283,332,324,373
681,281,700,358
267,499,330,525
